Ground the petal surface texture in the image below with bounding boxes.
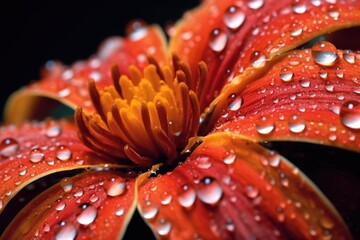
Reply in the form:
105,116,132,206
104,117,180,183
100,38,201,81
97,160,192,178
137,132,351,239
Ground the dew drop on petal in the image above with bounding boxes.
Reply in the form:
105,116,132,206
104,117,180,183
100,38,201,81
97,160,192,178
106,179,126,197
46,125,62,138
247,0,264,10
55,201,66,211
289,23,303,37
60,178,73,192
126,19,148,41
196,155,212,169
0,138,19,158
339,101,360,130
223,152,236,165
291,0,307,14
327,5,340,20
178,184,196,209
142,201,159,220
319,68,328,79
209,28,228,52
343,50,355,64
160,192,172,205
29,148,44,163
56,145,72,161
245,185,259,198
76,204,98,225
279,67,294,82
157,218,172,237
55,223,77,240
224,6,246,30
268,150,281,167
250,51,266,69
115,208,125,216
226,219,235,232
197,177,223,206
288,115,306,133
256,116,275,135
299,78,310,88
227,93,242,111
311,41,338,67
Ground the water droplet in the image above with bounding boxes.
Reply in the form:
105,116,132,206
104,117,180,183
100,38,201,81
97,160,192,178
310,0,321,6
76,204,97,225
247,0,264,10
339,101,360,129
227,93,242,111
57,88,71,98
299,78,310,88
106,179,126,197
115,207,125,216
0,138,19,158
336,68,344,78
126,19,148,41
291,0,307,14
196,156,212,169
56,145,72,161
245,185,259,198
288,115,306,133
256,116,275,134
178,184,196,209
160,192,172,205
60,178,73,192
223,152,236,165
55,223,77,240
268,150,281,167
157,218,172,237
319,68,328,79
311,41,338,67
55,201,66,211
226,219,235,232
289,23,303,37
327,5,340,20
29,148,45,163
343,50,355,64
46,125,62,138
209,28,228,52
89,193,99,203
279,67,294,82
250,51,266,68
142,202,159,220
197,177,223,206
224,6,246,30
72,187,84,197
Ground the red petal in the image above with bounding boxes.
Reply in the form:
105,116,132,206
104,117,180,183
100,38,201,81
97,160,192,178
4,25,167,124
137,132,351,239
170,0,360,109
0,120,118,213
2,171,136,239
210,48,360,152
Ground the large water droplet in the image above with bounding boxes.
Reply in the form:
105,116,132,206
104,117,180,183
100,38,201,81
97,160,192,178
29,148,45,163
209,28,228,52
339,101,360,130
224,6,246,30
56,145,72,161
247,0,264,10
197,177,223,206
46,125,62,138
227,93,242,111
157,218,172,237
279,67,294,82
160,192,172,205
76,204,98,225
55,223,77,240
250,51,266,68
291,0,307,14
256,116,275,135
0,138,19,158
178,184,196,209
106,179,126,197
142,201,159,220
288,115,306,133
223,151,236,165
311,41,338,67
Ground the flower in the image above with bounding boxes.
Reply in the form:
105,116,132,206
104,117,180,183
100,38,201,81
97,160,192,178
1,0,360,239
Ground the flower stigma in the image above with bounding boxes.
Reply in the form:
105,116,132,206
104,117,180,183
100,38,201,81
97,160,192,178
75,56,208,168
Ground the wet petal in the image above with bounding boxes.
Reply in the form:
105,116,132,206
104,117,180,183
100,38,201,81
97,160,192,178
170,0,360,109
137,132,351,239
210,48,360,152
2,171,136,239
0,120,120,213
4,25,167,124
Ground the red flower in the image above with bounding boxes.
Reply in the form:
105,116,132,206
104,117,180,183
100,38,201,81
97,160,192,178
1,0,360,239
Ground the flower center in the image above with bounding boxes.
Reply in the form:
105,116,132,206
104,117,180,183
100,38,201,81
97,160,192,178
76,56,207,167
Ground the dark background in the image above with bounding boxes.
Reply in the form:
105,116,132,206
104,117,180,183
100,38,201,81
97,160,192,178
0,0,199,121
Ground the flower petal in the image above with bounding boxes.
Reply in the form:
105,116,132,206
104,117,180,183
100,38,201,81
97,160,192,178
0,120,119,213
210,48,360,152
4,25,167,124
137,132,351,239
1,170,136,239
170,0,360,109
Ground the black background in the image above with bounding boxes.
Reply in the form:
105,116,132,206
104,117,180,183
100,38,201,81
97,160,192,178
0,0,199,121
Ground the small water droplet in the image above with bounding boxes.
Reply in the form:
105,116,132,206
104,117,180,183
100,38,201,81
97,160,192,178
223,152,236,165
289,23,303,37
46,125,62,138
106,179,126,197
327,5,340,20
126,19,148,41
157,218,172,237
72,187,84,197
209,28,228,52
339,101,360,130
197,177,223,206
196,156,212,169
227,93,242,111
291,0,307,14
226,219,235,232
343,50,355,64
336,68,344,78
319,68,328,79
279,67,294,82
247,0,264,10
310,0,321,6
115,207,125,216
56,145,72,161
55,223,77,240
55,201,66,211
0,138,19,158
142,201,159,220
250,51,266,68
57,88,71,98
288,115,306,133
256,116,275,134
224,6,246,30
160,192,172,205
299,78,310,88
29,148,45,163
311,41,338,67
178,184,196,209
245,185,259,198
76,204,97,225
60,178,73,192
268,150,281,167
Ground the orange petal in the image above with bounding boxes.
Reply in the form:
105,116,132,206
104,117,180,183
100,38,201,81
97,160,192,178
170,0,360,109
4,25,167,124
0,120,120,213
2,171,136,239
210,47,360,152
137,132,351,239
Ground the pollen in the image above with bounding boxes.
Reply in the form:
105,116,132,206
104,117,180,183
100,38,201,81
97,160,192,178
76,56,207,167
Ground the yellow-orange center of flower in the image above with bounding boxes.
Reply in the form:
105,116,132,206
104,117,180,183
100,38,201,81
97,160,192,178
76,57,207,167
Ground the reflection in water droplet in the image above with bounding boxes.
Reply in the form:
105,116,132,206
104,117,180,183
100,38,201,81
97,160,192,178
247,0,264,10
256,116,275,135
197,177,223,206
339,101,360,129
0,138,19,158
55,223,77,240
106,179,126,197
178,184,196,209
157,218,172,237
288,115,306,133
250,51,266,69
76,204,98,225
224,6,246,30
209,28,228,52
227,93,242,111
56,146,72,161
311,41,338,67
